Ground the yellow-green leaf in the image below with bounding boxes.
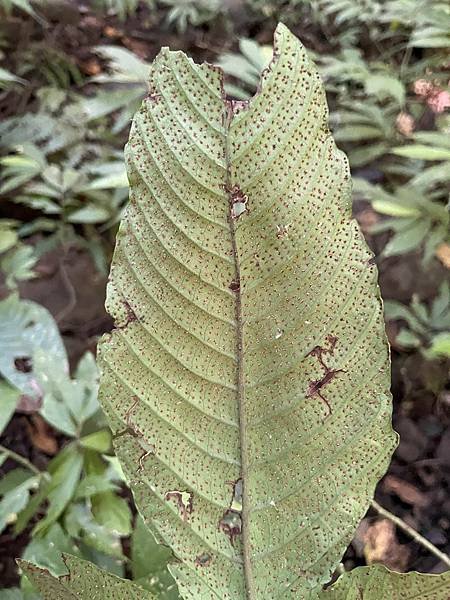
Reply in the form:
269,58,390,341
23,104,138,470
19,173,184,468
98,24,399,598
321,565,450,599
19,554,156,599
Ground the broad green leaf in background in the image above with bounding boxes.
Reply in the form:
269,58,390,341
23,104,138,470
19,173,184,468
22,522,81,576
218,38,273,99
0,380,20,435
427,332,450,358
35,349,100,437
131,514,179,598
0,244,38,289
93,46,150,84
0,66,26,86
0,295,68,400
33,446,83,535
96,23,406,598
392,145,450,161
0,472,40,534
364,73,405,106
19,554,156,599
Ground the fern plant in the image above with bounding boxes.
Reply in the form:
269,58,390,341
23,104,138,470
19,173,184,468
22,24,450,599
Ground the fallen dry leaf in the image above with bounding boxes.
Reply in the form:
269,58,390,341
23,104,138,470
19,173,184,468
356,207,379,233
122,36,149,59
103,25,122,39
363,518,410,572
383,475,428,509
436,243,450,269
27,414,58,455
79,58,102,76
395,112,415,137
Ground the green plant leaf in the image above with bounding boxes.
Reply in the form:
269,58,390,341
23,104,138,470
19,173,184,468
427,332,450,358
98,24,399,598
395,329,422,349
91,491,132,536
33,446,83,535
320,564,450,598
79,430,112,452
382,219,431,257
0,380,20,435
131,514,179,598
19,554,156,599
22,522,80,577
364,74,405,106
0,295,67,401
0,474,40,534
0,66,26,86
392,145,450,161
371,200,421,219
0,588,25,600
63,503,124,559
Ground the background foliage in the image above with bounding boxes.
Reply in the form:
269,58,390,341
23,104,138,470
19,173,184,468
0,0,449,597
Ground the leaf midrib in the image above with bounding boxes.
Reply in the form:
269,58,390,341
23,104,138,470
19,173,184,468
224,98,254,598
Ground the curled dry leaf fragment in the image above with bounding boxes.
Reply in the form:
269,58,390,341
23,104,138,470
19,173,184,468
383,475,428,509
435,243,450,269
395,112,415,137
27,414,58,455
363,519,410,572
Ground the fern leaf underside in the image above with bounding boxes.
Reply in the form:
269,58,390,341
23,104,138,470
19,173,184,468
98,24,399,599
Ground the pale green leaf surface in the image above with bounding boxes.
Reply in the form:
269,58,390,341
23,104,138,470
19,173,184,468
320,565,450,599
0,380,20,435
0,295,67,399
19,554,156,599
0,474,39,534
392,145,450,161
98,24,396,598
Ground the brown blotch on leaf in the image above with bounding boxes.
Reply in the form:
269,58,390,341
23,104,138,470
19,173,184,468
146,85,162,103
227,184,248,219
165,490,194,522
229,279,240,292
138,447,155,471
119,299,137,328
218,509,242,545
276,223,291,239
195,553,212,567
306,335,345,418
14,356,33,373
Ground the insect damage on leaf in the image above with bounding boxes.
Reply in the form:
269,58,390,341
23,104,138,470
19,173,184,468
228,184,249,219
14,356,33,373
146,84,162,103
164,490,194,522
276,223,292,239
229,279,240,292
195,552,212,567
219,478,243,545
306,335,345,418
114,298,138,329
219,509,242,545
